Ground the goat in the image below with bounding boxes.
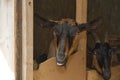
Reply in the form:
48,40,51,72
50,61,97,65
88,31,113,80
34,13,101,69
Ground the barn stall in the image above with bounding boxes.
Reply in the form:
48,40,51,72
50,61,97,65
33,0,120,80
1,0,120,80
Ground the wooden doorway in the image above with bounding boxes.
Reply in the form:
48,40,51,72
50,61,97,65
15,0,87,80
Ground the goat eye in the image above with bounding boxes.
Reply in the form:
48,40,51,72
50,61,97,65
69,27,79,36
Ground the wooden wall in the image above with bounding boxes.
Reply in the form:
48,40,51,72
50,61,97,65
88,0,120,36
87,0,120,47
34,0,76,19
88,0,120,35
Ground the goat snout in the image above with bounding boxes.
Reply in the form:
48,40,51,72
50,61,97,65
56,52,67,66
103,71,111,80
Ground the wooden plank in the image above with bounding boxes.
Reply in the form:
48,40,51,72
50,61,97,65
14,0,22,80
22,0,33,80
87,70,103,80
76,0,87,24
87,65,120,80
110,65,120,80
76,0,87,80
34,32,87,80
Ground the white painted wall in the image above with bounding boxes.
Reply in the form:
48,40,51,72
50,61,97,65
0,0,15,79
0,49,14,80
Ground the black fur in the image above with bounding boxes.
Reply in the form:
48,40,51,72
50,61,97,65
93,42,113,80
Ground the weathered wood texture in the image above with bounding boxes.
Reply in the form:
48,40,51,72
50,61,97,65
76,0,87,79
88,0,120,39
87,70,103,80
76,0,87,24
87,0,120,48
34,0,76,19
14,0,22,80
34,32,87,80
22,0,33,80
87,65,120,80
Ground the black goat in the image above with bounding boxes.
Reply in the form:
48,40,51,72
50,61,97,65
89,31,113,80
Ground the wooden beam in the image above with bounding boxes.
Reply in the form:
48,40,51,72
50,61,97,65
14,0,22,80
22,0,33,80
76,0,87,80
76,0,87,24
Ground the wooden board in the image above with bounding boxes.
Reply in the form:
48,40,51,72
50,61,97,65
34,31,87,80
76,0,87,79
22,0,33,80
87,65,120,80
110,65,120,80
14,0,22,80
87,70,103,80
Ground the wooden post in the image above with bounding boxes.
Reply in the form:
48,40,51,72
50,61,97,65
22,0,33,80
76,0,87,80
76,0,87,24
14,0,22,80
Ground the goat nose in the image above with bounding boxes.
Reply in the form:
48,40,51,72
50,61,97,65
103,71,111,80
56,52,67,66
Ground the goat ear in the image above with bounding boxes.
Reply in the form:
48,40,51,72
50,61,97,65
34,13,57,28
77,17,101,31
87,17,101,30
89,17,102,29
